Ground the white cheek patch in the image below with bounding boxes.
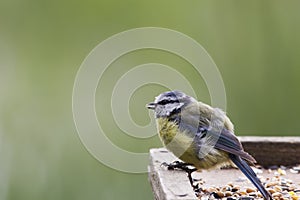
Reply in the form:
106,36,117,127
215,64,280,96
163,102,184,116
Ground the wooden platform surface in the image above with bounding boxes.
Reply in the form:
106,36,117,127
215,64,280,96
148,137,300,200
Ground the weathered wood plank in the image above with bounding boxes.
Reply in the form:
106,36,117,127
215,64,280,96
240,136,300,166
148,148,197,200
148,137,300,200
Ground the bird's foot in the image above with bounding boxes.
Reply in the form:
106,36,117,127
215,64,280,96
161,161,193,170
161,161,197,190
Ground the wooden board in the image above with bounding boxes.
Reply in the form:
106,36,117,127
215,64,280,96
148,137,300,200
239,137,300,167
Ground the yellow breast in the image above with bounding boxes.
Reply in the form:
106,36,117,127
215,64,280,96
156,118,198,164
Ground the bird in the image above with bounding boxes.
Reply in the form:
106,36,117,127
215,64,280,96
147,90,272,200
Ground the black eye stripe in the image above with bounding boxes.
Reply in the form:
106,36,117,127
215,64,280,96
158,99,179,105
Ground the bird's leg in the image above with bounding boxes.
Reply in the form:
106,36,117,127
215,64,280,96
186,167,197,189
161,161,198,189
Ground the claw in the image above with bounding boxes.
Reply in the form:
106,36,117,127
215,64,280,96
160,161,197,190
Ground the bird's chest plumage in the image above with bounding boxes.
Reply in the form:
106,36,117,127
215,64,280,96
157,118,179,144
156,118,198,163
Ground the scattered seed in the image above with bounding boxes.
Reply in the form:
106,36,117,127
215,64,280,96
272,192,282,198
248,192,257,197
216,191,225,198
227,182,234,187
232,186,241,192
268,189,276,194
225,191,233,197
289,191,299,200
281,186,290,191
195,165,300,199
266,181,279,187
274,185,282,192
246,187,256,193
257,192,263,198
238,191,248,196
233,193,239,197
278,168,287,176
211,192,221,199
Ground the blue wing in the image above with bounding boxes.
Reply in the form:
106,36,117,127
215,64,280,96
197,127,256,163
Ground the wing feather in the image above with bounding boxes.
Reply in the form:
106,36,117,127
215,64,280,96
207,128,256,163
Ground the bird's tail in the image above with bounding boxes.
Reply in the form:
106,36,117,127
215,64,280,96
229,154,272,200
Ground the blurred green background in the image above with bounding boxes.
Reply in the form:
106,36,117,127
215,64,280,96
1,0,300,199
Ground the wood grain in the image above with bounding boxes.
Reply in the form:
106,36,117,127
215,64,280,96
148,137,300,200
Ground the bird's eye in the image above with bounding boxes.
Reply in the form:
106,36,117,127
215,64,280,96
159,100,170,105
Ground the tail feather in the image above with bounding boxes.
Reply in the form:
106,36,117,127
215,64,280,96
229,154,272,200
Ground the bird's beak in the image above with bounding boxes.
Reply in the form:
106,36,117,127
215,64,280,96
146,102,156,110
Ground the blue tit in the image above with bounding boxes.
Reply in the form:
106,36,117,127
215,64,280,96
147,90,272,200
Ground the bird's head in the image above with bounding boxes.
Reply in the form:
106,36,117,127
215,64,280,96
147,91,196,118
